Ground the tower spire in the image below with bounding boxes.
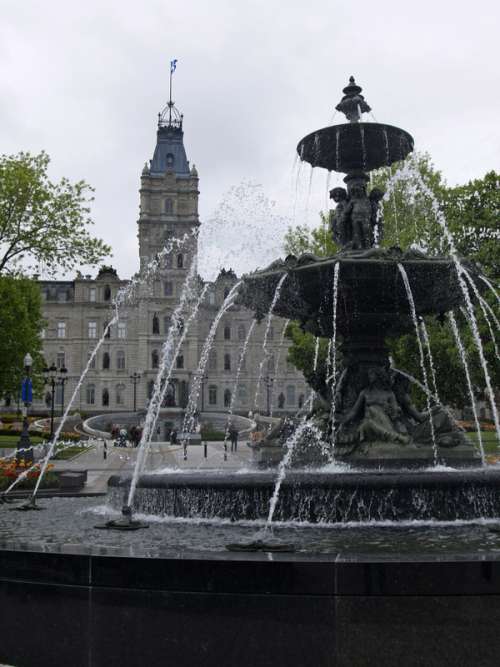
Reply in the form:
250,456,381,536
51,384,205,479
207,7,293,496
158,59,183,129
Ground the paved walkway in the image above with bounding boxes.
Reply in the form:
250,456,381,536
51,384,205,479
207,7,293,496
53,438,255,493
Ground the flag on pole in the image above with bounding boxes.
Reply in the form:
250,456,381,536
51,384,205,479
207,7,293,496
170,59,178,74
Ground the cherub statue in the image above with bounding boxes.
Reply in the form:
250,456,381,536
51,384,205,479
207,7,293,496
344,182,372,249
328,187,350,247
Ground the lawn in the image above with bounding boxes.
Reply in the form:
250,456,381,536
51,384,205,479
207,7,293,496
469,431,499,456
0,434,45,448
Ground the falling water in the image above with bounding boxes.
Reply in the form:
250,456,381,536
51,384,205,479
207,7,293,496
387,159,500,440
254,273,288,410
325,339,332,384
447,312,485,464
223,319,257,453
359,124,366,171
115,230,196,308
304,165,315,223
127,262,205,504
383,128,390,165
181,281,242,442
325,170,332,212
479,275,500,306
266,419,315,526
418,318,440,403
461,268,500,359
268,319,290,426
329,262,340,459
398,264,438,464
308,336,320,408
7,315,119,498
139,285,209,475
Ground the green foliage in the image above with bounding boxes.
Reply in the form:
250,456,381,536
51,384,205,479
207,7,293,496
0,276,44,401
282,157,500,411
442,171,500,278
284,213,339,258
0,151,111,276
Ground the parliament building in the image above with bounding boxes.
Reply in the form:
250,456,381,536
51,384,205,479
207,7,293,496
34,96,307,416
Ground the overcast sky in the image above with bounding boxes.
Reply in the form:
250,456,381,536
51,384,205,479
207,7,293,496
1,0,499,281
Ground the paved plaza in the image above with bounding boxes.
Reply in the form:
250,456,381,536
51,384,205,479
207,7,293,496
50,438,256,494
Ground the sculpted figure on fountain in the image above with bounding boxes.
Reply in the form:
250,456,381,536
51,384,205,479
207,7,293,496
329,180,385,251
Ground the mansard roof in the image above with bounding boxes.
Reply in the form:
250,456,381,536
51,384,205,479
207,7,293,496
149,124,190,176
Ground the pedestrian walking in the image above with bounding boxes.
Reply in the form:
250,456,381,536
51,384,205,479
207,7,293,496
229,426,239,453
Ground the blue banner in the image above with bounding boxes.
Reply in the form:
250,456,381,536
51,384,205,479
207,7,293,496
21,378,33,404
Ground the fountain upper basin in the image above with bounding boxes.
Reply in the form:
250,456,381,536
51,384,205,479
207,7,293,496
238,252,470,338
297,122,414,172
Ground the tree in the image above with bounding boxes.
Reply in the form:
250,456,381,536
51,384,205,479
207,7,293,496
0,276,44,401
283,157,499,412
0,151,111,276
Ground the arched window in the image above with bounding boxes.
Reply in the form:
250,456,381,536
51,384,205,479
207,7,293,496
177,317,184,333
164,281,173,297
176,354,184,369
102,352,110,370
104,285,111,302
298,394,305,409
152,349,159,369
166,153,175,169
86,385,95,405
237,324,246,341
208,385,217,405
177,253,184,269
208,349,217,370
224,325,231,340
164,198,173,214
152,313,160,334
224,353,231,371
164,315,171,333
224,388,231,408
102,388,109,407
223,287,230,299
116,350,125,370
286,385,296,406
103,321,111,339
147,380,155,399
116,384,125,405
278,393,285,409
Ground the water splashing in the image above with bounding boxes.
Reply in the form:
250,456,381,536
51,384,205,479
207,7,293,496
329,262,340,459
254,273,288,410
181,282,242,446
447,312,485,464
398,264,438,464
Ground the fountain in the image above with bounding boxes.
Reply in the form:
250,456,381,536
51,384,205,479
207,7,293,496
1,77,500,667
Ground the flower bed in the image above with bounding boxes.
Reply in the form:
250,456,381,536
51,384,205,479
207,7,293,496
0,460,59,492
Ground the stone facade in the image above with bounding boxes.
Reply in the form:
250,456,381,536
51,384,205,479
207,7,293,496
35,103,308,416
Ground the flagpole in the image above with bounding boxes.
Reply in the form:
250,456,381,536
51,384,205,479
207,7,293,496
169,67,173,125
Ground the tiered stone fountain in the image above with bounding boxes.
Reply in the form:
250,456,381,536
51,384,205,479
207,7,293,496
109,78,498,524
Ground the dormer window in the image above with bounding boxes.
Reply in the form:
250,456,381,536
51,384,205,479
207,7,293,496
166,153,175,168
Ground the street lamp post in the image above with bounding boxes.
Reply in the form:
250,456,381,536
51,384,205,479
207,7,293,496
59,366,68,416
43,363,68,441
129,372,141,412
17,353,34,464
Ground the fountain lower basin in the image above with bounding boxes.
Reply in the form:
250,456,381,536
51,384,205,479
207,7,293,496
108,468,500,523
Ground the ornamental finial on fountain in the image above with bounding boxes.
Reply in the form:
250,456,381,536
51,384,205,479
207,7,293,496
335,76,371,123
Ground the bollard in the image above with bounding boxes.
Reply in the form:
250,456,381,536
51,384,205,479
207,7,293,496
203,441,207,458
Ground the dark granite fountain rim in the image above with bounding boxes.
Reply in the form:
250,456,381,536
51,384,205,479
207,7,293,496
245,254,458,280
109,468,500,490
3,541,500,598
